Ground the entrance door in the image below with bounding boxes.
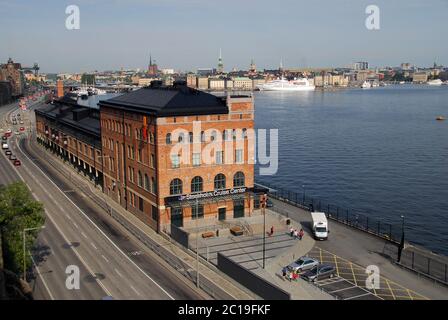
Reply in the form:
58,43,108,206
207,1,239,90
233,199,244,218
218,207,226,221
171,207,183,228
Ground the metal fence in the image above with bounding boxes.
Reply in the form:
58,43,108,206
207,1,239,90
399,249,448,286
257,181,403,244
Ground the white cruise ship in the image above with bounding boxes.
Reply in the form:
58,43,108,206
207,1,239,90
257,77,315,91
427,79,443,86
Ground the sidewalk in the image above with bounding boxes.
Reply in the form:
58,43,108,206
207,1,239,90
28,138,255,300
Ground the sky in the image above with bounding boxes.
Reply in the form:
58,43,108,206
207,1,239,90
0,0,447,73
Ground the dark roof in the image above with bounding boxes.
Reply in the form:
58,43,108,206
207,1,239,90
98,85,228,116
35,96,100,146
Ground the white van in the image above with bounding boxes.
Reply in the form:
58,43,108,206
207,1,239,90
311,212,329,240
2,143,9,150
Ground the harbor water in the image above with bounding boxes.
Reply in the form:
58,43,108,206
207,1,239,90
254,85,448,255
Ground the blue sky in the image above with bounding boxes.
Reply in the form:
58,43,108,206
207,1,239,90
0,0,447,73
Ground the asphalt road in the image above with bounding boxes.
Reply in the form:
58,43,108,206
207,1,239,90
0,101,205,300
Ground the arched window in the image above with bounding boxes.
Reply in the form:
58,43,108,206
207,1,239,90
210,130,217,141
170,178,182,195
233,171,245,187
166,133,171,145
178,132,184,143
144,174,150,191
214,174,226,190
138,171,143,187
191,176,203,193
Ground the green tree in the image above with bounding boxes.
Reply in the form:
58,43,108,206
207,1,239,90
0,182,45,275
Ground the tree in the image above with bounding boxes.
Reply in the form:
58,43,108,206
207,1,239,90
0,182,45,275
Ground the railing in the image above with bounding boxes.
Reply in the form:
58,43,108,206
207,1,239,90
256,181,402,244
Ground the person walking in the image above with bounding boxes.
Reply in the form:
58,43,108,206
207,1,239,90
290,227,294,237
270,226,274,236
293,229,298,239
299,229,304,240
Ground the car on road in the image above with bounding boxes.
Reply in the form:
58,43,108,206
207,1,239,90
13,159,21,166
302,264,337,282
286,256,319,273
266,199,274,208
19,127,25,131
19,121,24,124
5,150,12,156
15,131,20,135
2,136,7,141
2,143,8,150
9,155,17,161
5,129,12,135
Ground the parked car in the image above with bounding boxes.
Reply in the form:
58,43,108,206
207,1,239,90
19,121,24,124
2,143,8,150
13,159,21,166
5,150,12,156
302,264,336,282
286,256,319,273
266,199,274,208
19,127,25,131
9,155,17,161
2,136,7,141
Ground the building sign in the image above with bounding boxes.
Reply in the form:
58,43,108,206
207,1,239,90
179,187,247,201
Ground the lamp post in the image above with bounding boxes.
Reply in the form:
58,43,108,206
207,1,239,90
23,226,45,281
397,215,405,263
195,197,200,288
302,184,306,205
262,194,267,269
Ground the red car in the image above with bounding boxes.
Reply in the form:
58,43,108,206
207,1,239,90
19,127,25,131
13,159,21,166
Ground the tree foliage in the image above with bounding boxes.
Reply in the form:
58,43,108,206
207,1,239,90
0,182,45,275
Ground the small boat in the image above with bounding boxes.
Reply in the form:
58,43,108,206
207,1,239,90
436,116,446,121
428,79,443,86
361,81,371,89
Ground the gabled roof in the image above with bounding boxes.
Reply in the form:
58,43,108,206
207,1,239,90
98,85,228,116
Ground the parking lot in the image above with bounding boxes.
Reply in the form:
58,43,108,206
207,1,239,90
306,246,428,300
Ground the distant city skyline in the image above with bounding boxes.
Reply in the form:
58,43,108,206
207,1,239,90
0,0,447,73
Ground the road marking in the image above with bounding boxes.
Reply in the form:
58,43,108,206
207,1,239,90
101,255,109,262
130,285,141,296
72,222,79,229
81,232,88,239
114,268,124,278
333,253,340,276
16,139,175,300
344,292,373,300
349,263,358,286
385,279,396,300
90,242,98,250
29,251,55,300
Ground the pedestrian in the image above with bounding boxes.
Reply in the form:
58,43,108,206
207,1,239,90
293,229,298,239
299,229,304,240
270,226,274,236
289,227,294,237
289,271,294,282
282,266,287,278
292,271,299,282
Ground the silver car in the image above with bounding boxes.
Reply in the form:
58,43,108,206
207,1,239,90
286,256,319,273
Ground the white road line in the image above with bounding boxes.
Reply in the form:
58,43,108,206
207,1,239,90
344,292,373,300
5,148,113,298
17,138,175,300
72,222,79,229
81,232,88,239
91,242,98,250
101,255,109,263
114,268,124,278
29,252,55,300
130,285,141,296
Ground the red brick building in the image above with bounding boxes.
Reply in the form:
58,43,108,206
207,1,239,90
36,81,258,233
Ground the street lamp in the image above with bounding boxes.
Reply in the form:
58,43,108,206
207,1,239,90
397,215,405,263
302,184,306,205
23,226,45,281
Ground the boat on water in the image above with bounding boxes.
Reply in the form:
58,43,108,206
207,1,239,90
436,116,446,121
257,77,315,91
361,81,372,89
427,79,443,86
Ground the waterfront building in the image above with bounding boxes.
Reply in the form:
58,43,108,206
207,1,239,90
352,61,369,71
232,77,253,90
34,81,256,233
197,77,209,90
209,78,226,91
186,74,197,88
0,58,25,97
413,71,428,83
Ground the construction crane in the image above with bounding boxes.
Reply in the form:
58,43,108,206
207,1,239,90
22,62,40,76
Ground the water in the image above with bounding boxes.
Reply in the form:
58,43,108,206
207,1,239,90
254,85,448,255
